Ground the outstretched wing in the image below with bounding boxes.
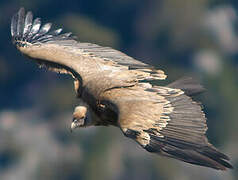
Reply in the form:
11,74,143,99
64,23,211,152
11,8,232,170
11,8,166,97
101,82,232,170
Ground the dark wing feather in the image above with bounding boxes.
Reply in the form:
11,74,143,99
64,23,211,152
102,85,232,170
17,7,25,37
11,8,232,170
23,11,33,38
11,13,18,37
32,22,52,40
167,77,206,96
146,135,233,170
11,7,166,96
28,18,41,38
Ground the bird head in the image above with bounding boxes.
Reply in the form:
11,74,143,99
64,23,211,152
71,105,88,132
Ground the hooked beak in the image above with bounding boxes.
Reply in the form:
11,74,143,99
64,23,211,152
70,121,77,132
70,119,78,133
70,118,85,133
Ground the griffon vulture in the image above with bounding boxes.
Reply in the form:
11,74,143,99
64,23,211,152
11,8,233,170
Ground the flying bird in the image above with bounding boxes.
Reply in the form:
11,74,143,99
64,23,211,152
11,8,233,170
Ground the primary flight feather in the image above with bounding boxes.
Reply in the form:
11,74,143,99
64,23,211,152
11,7,233,170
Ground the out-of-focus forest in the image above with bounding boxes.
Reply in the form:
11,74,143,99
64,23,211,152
0,0,238,180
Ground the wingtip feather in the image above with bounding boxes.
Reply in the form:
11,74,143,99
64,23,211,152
23,11,33,37
167,77,206,96
17,7,25,37
11,7,73,47
147,135,233,170
11,13,18,37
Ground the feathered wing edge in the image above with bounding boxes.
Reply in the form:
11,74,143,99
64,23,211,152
122,80,233,170
11,8,233,170
145,85,233,170
146,97,232,170
11,7,73,47
167,77,206,96
11,7,167,82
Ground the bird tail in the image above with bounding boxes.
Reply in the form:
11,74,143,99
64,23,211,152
167,77,205,96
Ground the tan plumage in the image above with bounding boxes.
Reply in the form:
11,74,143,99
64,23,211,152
11,8,233,170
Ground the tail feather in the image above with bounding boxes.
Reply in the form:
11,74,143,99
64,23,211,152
167,77,205,96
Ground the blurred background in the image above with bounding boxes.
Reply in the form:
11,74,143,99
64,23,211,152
0,0,238,179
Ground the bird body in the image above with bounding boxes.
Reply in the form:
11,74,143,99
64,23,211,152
11,8,233,170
